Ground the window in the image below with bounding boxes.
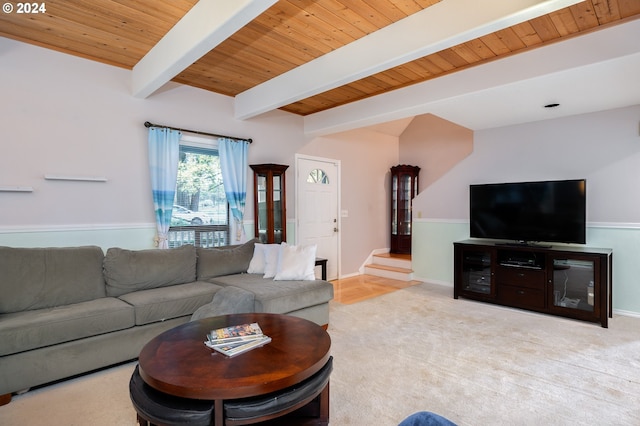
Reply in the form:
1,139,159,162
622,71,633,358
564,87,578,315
307,168,329,184
168,135,229,248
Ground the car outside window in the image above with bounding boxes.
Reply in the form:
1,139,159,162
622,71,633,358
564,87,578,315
168,139,229,247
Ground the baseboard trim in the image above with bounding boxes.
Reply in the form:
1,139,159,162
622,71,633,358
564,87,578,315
415,278,453,288
337,271,360,280
613,309,640,318
358,248,389,274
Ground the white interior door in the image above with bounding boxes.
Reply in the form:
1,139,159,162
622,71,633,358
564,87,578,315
296,155,340,280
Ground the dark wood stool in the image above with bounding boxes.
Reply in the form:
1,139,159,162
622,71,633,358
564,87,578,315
129,364,214,426
138,314,332,426
224,356,332,425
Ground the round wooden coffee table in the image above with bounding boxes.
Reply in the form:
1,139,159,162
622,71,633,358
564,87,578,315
138,313,331,425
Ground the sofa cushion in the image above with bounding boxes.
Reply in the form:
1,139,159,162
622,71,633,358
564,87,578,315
104,245,197,297
0,246,106,314
0,297,134,356
273,243,317,281
118,281,221,326
196,239,257,280
247,243,271,274
262,244,282,279
207,274,334,315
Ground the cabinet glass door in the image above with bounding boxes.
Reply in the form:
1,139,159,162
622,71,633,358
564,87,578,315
256,175,268,242
398,174,412,235
461,250,493,295
250,164,288,244
272,174,284,243
391,175,398,235
551,258,595,313
390,165,419,254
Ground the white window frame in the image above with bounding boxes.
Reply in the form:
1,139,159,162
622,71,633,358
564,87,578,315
168,134,231,247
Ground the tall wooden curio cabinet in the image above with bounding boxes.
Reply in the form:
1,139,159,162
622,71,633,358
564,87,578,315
250,164,288,243
390,165,420,254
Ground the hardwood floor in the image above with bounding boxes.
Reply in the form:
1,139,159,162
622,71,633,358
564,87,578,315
373,252,412,261
330,274,422,305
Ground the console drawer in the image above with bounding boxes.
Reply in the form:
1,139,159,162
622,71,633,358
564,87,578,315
499,285,545,309
496,266,545,289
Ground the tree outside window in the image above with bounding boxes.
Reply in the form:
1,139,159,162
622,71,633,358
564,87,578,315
169,145,229,247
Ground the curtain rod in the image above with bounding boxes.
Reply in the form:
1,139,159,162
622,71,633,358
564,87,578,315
144,121,252,143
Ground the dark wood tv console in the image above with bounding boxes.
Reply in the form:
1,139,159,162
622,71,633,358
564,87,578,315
454,239,613,327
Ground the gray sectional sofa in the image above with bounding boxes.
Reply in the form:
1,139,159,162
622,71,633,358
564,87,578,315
0,239,333,404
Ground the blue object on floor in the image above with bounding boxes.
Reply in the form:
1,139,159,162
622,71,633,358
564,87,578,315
398,411,457,426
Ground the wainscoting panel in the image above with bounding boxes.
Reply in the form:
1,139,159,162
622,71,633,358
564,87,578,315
412,219,640,316
0,224,157,250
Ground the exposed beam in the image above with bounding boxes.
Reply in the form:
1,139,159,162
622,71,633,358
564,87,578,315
234,0,582,120
302,19,640,136
132,0,277,99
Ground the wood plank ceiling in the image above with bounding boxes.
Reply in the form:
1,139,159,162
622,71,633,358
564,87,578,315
1,0,639,116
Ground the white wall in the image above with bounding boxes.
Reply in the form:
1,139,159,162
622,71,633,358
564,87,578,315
4,36,640,313
411,105,640,315
399,113,473,193
0,37,393,277
0,38,307,249
414,106,640,221
299,128,399,275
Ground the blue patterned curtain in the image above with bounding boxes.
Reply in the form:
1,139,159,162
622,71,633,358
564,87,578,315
219,138,249,242
148,127,181,249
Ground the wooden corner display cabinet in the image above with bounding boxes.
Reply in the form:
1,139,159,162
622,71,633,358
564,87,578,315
250,164,288,244
390,165,420,254
454,240,613,327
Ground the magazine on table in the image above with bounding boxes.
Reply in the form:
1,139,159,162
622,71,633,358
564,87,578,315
205,335,272,357
207,322,264,345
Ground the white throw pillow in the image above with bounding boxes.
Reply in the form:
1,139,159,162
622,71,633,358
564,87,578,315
247,243,267,274
274,243,317,281
262,244,282,279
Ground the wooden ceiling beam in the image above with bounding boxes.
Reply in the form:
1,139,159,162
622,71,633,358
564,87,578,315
132,0,277,99
234,0,584,120
302,18,640,137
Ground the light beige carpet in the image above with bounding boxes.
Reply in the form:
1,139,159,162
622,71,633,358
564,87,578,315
2,283,639,425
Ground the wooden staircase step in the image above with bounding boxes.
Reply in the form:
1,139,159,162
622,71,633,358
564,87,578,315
364,251,414,281
371,254,412,269
365,263,413,274
374,253,412,260
364,263,414,281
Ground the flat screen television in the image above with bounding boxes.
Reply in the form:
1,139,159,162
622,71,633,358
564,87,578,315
469,179,586,245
